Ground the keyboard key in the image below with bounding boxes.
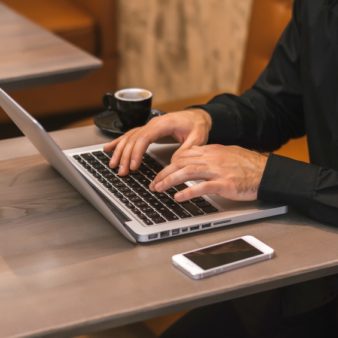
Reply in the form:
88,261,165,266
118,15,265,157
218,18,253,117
114,192,123,200
138,177,151,186
92,151,104,157
194,200,212,208
135,200,149,208
143,218,153,225
169,205,191,218
166,188,177,197
176,210,191,218
163,211,179,221
108,186,117,194
129,195,143,203
180,202,205,216
103,181,112,188
152,216,166,224
175,184,188,191
191,197,205,203
201,206,218,214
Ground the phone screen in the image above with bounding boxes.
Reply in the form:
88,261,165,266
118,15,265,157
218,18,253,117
184,239,263,270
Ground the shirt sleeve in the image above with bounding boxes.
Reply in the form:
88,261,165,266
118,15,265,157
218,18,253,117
194,0,304,152
192,1,338,226
258,154,338,226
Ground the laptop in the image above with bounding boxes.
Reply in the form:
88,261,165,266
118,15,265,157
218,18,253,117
0,88,287,243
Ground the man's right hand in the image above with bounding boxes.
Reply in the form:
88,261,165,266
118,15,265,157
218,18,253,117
103,108,212,175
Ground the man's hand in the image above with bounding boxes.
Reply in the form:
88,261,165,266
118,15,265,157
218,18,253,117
103,109,211,175
150,145,268,201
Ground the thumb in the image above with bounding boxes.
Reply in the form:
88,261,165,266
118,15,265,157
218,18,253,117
172,130,203,160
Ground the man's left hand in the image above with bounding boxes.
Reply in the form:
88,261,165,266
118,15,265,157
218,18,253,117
149,145,268,202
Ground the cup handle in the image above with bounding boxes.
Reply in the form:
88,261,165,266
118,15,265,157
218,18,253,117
102,92,116,111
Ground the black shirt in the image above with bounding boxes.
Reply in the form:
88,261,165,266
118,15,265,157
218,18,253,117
197,0,338,226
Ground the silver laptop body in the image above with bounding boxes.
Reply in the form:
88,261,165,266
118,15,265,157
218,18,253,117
0,88,287,243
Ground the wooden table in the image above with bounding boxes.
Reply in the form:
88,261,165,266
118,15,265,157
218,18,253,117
0,3,102,90
0,126,337,337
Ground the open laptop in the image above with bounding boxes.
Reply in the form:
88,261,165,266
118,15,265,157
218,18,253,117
0,88,287,243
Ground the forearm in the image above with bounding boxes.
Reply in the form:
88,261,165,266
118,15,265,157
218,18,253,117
258,154,338,226
196,89,305,152
194,0,304,151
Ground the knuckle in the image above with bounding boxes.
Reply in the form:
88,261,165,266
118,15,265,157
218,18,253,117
172,152,185,162
186,165,197,176
210,144,221,151
131,152,142,164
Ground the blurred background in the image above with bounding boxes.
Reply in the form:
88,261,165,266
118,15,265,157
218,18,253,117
0,0,252,137
1,0,305,163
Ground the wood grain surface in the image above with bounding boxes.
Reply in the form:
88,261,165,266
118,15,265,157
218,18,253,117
0,3,102,90
0,126,337,337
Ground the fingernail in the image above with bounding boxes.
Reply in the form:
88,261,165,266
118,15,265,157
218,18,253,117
155,182,163,191
174,192,183,201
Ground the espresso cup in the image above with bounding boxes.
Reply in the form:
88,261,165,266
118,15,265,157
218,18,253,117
111,88,152,131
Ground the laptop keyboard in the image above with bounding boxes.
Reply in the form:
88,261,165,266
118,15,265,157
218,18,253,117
73,151,218,226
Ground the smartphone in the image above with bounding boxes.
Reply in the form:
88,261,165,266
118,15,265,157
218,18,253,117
172,235,274,279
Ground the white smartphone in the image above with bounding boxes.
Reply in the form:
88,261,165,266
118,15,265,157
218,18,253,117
172,235,274,280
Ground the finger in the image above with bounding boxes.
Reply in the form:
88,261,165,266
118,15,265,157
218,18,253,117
104,127,141,153
151,154,210,190
171,145,203,162
172,130,206,158
174,181,220,202
153,164,211,192
117,128,152,175
118,140,136,175
150,156,198,189
109,129,139,168
128,130,161,171
149,163,179,190
103,136,123,153
109,137,129,168
118,119,173,173
128,117,178,170
181,129,206,149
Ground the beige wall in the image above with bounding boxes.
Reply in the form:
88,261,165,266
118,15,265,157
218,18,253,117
117,0,253,104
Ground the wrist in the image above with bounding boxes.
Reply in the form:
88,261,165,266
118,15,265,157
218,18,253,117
256,153,269,195
189,108,212,132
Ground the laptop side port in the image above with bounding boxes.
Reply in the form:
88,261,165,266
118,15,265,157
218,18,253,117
190,225,200,231
213,219,231,226
172,229,180,236
201,223,211,229
148,233,158,240
160,230,170,238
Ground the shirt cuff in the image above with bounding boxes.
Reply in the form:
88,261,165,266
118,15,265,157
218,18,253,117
258,153,319,205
